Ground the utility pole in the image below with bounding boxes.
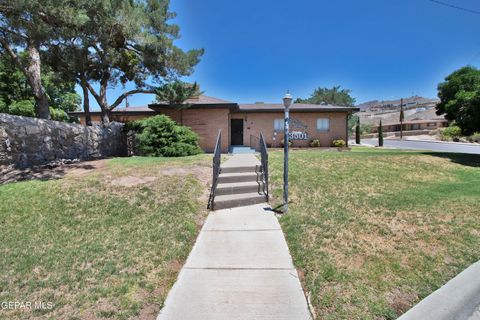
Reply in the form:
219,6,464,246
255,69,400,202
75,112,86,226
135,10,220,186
400,98,404,139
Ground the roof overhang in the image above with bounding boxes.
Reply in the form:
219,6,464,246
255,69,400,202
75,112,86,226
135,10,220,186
148,103,238,111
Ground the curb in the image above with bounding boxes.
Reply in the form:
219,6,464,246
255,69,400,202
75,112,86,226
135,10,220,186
389,138,480,146
398,260,480,320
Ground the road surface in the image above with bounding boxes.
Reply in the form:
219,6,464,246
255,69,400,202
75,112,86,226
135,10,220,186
362,139,480,155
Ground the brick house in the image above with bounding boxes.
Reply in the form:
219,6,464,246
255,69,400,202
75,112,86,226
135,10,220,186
70,95,359,152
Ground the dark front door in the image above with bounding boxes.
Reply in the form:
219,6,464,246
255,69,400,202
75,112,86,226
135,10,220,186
231,119,244,145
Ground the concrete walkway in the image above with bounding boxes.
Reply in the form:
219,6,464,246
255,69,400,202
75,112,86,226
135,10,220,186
157,203,312,320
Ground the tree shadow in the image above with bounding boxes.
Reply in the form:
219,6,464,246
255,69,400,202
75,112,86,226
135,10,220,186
420,152,480,167
0,162,99,185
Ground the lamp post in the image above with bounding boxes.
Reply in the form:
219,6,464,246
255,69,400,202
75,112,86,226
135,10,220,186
283,91,293,213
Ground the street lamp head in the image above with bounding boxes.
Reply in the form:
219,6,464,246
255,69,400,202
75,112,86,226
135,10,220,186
283,91,293,109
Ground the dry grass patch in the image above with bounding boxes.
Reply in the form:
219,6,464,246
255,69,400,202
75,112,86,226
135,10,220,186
270,148,480,319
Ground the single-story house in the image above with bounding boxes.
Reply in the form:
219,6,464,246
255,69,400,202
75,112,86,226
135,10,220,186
70,95,359,152
370,119,448,133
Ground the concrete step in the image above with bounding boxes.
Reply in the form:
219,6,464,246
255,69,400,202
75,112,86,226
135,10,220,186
220,165,261,174
214,192,267,210
216,181,264,196
218,172,263,184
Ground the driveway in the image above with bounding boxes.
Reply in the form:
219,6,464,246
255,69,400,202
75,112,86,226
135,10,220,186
362,139,480,155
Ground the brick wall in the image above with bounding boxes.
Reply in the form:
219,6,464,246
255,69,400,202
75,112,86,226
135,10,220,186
236,112,348,148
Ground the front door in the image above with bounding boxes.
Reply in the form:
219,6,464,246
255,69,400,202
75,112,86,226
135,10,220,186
231,119,244,145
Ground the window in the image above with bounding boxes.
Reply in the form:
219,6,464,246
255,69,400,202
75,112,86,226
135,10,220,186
316,118,330,131
274,119,284,131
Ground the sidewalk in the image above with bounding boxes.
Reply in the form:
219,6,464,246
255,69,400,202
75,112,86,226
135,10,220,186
157,203,312,320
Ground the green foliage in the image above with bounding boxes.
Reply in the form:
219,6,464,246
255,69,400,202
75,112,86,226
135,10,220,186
0,52,81,118
8,100,35,117
309,139,321,147
440,125,462,141
129,115,202,157
49,107,69,122
348,114,359,134
154,81,201,107
467,132,480,143
0,98,7,113
332,139,346,148
296,85,356,106
436,66,480,135
378,120,384,147
356,118,361,144
45,0,204,122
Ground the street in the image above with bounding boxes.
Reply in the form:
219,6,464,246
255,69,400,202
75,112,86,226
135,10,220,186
362,139,480,155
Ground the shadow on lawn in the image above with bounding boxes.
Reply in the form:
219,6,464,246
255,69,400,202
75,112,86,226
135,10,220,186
421,152,480,167
0,162,99,185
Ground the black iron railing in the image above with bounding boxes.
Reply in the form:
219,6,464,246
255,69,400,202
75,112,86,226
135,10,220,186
207,130,222,210
259,132,269,199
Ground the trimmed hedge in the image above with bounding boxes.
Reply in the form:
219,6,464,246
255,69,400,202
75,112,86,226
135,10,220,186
127,115,202,157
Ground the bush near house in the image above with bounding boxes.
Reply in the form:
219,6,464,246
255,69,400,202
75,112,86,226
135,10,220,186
332,139,346,148
128,115,202,157
309,139,321,147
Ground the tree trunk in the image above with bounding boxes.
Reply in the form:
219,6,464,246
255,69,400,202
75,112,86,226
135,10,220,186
86,79,110,125
0,37,50,119
80,76,92,126
26,44,50,119
101,109,110,124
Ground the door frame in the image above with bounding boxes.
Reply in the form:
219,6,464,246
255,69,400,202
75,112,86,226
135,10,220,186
230,118,244,146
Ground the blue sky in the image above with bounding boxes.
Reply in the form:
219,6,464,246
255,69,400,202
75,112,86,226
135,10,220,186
84,0,480,109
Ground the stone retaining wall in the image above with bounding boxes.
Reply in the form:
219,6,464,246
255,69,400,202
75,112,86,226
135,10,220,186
0,113,127,168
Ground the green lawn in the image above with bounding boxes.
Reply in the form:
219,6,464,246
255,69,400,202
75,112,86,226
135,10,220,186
269,147,480,319
0,154,211,319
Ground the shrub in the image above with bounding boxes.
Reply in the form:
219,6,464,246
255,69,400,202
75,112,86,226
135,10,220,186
309,139,321,147
0,99,7,113
440,125,462,141
8,100,35,117
467,132,480,143
50,107,69,122
332,139,346,148
128,115,202,157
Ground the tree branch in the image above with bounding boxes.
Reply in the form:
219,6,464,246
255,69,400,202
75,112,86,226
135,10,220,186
85,81,104,108
0,36,33,83
109,89,156,110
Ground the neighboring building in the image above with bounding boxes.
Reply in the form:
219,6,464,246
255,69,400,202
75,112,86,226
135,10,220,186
371,119,448,133
70,95,359,152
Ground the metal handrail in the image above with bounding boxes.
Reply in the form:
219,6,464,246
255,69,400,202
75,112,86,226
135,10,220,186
259,132,269,199
207,130,222,210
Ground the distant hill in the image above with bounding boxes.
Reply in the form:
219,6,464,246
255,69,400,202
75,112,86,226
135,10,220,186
357,96,439,112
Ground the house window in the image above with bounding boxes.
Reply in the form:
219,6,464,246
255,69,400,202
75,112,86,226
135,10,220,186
316,118,330,131
274,119,284,131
